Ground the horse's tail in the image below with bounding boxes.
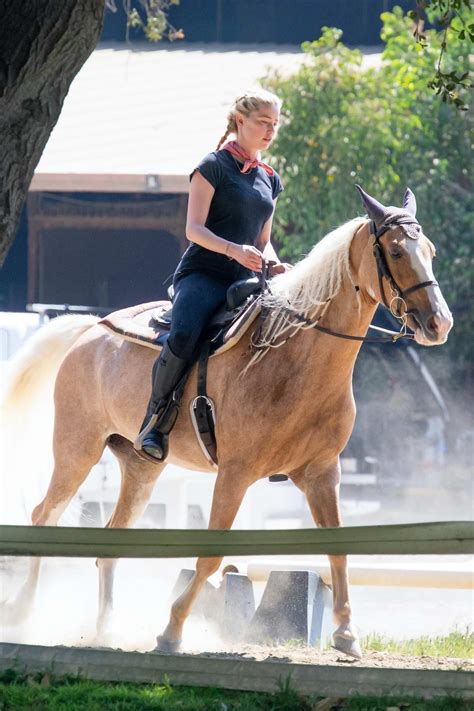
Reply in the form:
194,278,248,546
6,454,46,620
0,315,101,622
1,314,100,528
1,314,100,414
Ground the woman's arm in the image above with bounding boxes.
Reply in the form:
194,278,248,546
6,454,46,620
185,171,263,272
255,199,278,258
255,199,293,274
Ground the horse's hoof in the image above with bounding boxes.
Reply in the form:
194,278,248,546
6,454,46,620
332,632,362,660
154,636,182,654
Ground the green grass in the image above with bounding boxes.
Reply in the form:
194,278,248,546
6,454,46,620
0,671,306,711
362,628,474,659
0,671,471,711
277,629,473,659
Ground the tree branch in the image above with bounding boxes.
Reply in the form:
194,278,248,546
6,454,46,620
0,0,106,266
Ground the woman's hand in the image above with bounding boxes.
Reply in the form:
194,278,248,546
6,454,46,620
269,262,293,276
229,244,264,272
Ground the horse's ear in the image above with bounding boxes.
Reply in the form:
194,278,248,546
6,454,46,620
403,187,417,217
355,184,386,225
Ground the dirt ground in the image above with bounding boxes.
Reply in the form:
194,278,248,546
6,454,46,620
188,645,473,671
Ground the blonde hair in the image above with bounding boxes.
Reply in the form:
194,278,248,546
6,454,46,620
216,89,282,150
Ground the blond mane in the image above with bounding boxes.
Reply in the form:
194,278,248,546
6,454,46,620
243,217,367,372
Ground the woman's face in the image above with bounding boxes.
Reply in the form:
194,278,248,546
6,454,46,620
236,103,280,151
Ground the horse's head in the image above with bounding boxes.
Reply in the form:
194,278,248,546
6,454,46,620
355,185,453,346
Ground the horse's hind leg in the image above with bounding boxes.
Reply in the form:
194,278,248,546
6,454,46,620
96,435,165,637
1,425,106,626
156,467,248,652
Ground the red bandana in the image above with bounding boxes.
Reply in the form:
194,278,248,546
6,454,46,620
221,140,274,176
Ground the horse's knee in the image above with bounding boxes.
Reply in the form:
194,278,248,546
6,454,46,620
196,556,221,579
31,500,56,526
31,502,43,525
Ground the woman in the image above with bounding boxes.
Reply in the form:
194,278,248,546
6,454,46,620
134,89,290,462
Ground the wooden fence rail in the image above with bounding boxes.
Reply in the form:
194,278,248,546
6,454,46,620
0,521,472,558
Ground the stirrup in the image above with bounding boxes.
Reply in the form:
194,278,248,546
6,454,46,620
133,410,162,451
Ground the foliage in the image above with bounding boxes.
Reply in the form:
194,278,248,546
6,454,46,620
408,0,473,110
106,0,184,42
263,9,473,387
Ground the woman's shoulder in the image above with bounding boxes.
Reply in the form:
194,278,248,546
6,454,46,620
269,167,284,199
198,149,230,166
190,150,230,187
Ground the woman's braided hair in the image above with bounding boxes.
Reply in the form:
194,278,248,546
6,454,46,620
216,89,281,150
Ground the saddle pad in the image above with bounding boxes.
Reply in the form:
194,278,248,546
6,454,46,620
98,298,262,357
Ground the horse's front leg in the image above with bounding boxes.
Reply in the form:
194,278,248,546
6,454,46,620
291,460,362,659
156,469,248,653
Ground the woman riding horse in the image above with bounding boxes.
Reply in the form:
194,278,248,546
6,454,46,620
134,89,292,462
2,182,453,659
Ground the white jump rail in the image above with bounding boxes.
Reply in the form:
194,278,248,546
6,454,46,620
245,560,473,590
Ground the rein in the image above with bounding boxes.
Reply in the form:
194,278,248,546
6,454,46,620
278,305,413,344
258,218,438,349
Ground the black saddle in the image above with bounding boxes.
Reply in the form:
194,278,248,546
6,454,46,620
153,276,262,334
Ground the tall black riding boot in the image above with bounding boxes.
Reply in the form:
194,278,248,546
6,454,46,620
133,340,188,461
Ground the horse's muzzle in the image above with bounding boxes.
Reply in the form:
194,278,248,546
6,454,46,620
410,307,453,346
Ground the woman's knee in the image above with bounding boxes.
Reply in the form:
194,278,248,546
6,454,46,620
168,328,197,360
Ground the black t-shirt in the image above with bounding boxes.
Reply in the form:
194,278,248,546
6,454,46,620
174,149,284,284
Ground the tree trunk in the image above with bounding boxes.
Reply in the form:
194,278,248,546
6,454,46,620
0,0,105,266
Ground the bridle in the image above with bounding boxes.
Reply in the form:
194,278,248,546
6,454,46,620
371,218,438,319
258,217,438,347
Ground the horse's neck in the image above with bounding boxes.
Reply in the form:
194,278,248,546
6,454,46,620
301,287,375,379
275,223,377,387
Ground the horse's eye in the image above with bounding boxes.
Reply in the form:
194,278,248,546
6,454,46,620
389,251,402,260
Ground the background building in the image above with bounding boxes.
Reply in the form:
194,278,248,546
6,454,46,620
1,0,410,312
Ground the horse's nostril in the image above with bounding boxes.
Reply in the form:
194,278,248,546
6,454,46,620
426,315,439,333
426,312,451,337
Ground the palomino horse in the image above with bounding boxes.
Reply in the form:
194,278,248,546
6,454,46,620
2,187,452,659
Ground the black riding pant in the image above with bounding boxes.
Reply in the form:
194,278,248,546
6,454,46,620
168,272,230,362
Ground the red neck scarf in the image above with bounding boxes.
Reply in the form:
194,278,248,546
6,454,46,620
221,140,274,176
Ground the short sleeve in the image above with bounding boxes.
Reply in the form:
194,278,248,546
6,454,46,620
272,171,284,200
189,152,222,190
